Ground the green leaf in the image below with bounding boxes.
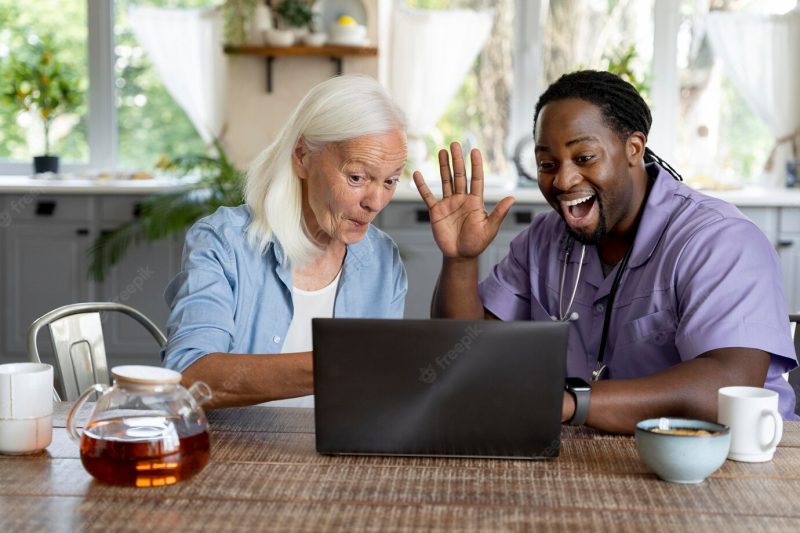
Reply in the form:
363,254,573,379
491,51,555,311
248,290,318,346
87,140,245,282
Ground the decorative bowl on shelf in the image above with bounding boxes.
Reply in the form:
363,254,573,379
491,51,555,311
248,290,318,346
329,16,367,46
264,28,296,47
303,32,327,47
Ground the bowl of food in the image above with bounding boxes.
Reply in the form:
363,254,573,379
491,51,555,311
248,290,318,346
635,418,730,484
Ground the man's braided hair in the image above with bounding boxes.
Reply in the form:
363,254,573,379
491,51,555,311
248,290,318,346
533,70,682,181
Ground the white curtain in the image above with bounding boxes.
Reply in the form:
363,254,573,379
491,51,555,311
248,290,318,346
387,6,493,179
706,10,800,187
128,6,227,145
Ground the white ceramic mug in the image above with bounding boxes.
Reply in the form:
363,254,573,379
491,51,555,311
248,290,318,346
0,362,54,454
718,386,783,462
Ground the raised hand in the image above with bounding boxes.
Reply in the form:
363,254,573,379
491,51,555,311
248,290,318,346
413,142,515,259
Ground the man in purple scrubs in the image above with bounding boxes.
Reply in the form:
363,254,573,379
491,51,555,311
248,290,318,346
413,70,798,434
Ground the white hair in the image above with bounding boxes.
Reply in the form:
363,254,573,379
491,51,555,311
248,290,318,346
245,75,406,267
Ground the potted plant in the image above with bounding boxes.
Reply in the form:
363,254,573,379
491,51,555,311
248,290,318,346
0,34,82,174
88,141,245,282
275,0,314,36
223,0,259,46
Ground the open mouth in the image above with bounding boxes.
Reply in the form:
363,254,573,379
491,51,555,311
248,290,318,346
559,193,597,227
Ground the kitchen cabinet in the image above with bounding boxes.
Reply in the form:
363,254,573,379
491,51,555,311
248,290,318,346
779,208,800,313
95,196,183,360
0,193,183,366
376,203,549,318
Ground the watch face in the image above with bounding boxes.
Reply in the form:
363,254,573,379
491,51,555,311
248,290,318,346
565,377,591,392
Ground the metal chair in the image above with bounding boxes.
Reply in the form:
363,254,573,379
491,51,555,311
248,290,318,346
28,302,167,401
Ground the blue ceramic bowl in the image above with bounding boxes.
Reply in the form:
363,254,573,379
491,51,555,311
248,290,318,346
635,418,731,484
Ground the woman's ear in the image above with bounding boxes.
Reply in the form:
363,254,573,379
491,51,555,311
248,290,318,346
626,132,646,166
292,137,308,180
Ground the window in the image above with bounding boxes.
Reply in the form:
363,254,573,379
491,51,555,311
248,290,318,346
0,0,207,174
403,0,797,187
675,0,797,186
114,0,206,171
0,0,89,166
404,0,515,178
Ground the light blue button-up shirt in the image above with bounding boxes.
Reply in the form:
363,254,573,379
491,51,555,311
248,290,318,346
162,205,407,372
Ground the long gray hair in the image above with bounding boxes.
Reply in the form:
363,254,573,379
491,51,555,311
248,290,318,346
245,75,406,267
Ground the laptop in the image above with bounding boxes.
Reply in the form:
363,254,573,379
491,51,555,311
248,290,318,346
312,319,570,460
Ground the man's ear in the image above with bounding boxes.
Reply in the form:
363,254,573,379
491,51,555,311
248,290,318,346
626,132,646,166
292,137,308,180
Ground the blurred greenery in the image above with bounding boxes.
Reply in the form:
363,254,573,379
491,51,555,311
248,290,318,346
276,0,314,29
0,0,88,162
0,33,82,155
717,76,772,183
115,0,210,170
89,140,244,281
405,0,506,174
603,43,651,100
0,0,211,169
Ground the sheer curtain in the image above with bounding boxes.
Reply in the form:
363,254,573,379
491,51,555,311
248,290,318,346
128,5,227,145
706,10,800,187
387,6,493,182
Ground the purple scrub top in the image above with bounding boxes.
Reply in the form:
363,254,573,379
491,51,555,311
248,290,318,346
479,163,798,419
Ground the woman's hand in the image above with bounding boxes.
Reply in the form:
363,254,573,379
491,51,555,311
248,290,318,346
413,142,515,259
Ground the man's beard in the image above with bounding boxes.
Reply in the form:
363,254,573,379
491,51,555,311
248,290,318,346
566,197,607,245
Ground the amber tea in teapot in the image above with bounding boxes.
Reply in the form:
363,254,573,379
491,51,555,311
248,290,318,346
68,366,212,487
80,415,210,487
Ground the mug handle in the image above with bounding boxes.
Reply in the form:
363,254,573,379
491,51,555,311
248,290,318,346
66,384,109,443
761,409,783,452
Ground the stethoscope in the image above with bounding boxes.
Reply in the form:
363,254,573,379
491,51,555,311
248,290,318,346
551,233,635,382
553,238,585,322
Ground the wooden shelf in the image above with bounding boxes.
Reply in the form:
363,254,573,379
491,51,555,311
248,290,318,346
223,45,379,93
224,44,378,57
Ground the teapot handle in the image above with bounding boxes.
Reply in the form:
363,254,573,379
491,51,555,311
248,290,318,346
66,384,109,443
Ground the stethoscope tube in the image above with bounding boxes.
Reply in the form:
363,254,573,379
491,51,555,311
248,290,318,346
556,238,585,322
551,231,635,382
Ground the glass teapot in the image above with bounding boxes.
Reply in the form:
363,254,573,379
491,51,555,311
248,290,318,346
67,365,212,487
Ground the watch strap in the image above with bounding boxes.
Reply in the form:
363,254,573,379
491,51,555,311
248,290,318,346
565,378,591,426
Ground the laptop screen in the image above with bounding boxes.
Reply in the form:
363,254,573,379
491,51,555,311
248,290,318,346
312,319,570,459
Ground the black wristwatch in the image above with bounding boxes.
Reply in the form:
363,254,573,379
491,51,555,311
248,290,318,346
564,377,591,426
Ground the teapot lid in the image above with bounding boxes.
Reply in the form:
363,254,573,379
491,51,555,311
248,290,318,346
111,365,182,385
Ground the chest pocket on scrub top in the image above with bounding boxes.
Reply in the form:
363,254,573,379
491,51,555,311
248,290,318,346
617,309,677,348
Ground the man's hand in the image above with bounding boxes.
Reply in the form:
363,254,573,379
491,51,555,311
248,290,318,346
413,142,515,259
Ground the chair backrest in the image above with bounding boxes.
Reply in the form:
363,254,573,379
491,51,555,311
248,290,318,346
789,313,800,416
28,302,167,401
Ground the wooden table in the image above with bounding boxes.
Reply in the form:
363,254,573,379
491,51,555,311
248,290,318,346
1,404,799,531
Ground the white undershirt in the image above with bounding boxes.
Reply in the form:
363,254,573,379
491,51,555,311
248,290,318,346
263,270,341,408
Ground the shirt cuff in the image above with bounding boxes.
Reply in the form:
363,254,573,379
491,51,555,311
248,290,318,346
162,328,232,373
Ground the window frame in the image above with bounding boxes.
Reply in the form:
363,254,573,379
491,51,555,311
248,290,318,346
510,0,681,167
2,0,684,176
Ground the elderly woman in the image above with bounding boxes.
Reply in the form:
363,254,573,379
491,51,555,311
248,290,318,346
162,75,408,408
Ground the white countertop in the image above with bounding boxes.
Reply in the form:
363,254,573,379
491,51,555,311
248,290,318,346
392,180,800,207
0,174,201,194
5,174,800,207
